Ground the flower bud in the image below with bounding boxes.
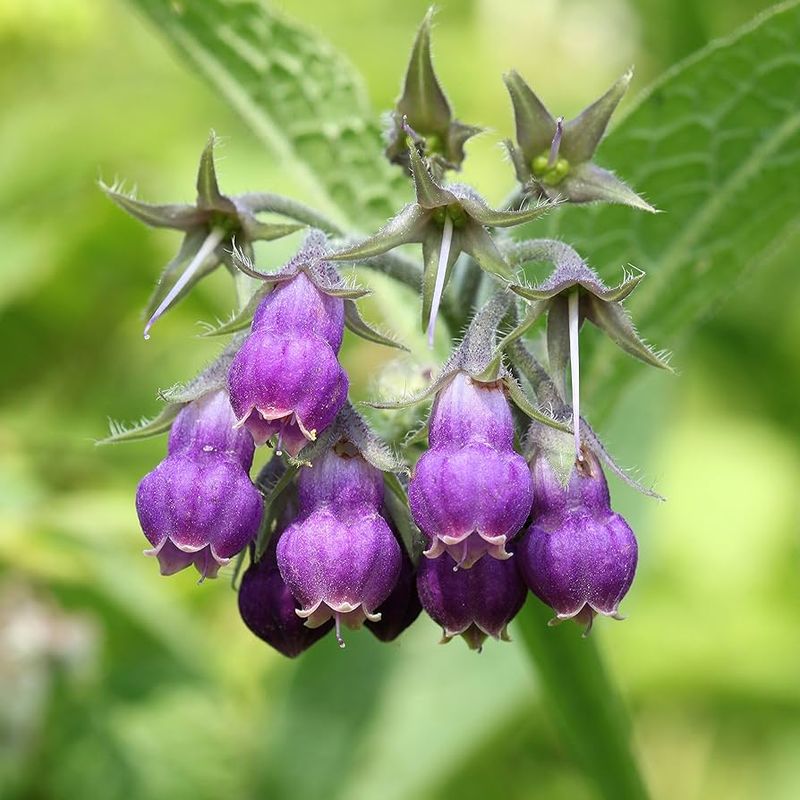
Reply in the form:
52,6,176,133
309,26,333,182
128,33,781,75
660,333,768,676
365,547,422,642
417,550,526,651
238,541,333,658
136,391,263,579
409,373,532,568
228,272,349,456
276,450,401,645
518,449,638,631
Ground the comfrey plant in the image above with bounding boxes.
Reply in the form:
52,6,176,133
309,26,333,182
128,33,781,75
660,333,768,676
102,11,671,654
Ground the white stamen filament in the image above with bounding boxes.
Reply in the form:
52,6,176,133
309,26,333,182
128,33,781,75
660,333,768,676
568,291,582,460
144,226,226,339
335,613,346,649
426,214,454,349
548,116,564,168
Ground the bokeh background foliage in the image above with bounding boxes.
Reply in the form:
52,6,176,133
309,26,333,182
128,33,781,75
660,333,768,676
1,1,799,799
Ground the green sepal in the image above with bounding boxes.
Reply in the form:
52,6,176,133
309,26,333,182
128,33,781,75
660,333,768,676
584,295,673,371
458,193,554,228
195,133,236,213
329,203,428,262
546,296,570,399
459,220,514,280
504,375,570,433
385,9,481,171
554,162,656,213
344,299,408,351
253,460,299,559
560,69,632,163
504,70,557,161
504,69,654,211
98,403,182,445
383,473,425,563
241,219,305,242
100,181,203,230
407,139,459,208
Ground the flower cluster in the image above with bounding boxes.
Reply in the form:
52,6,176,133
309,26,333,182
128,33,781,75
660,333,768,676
107,11,672,657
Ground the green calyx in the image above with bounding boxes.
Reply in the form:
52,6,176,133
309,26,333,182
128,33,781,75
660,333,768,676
432,203,468,229
532,153,570,186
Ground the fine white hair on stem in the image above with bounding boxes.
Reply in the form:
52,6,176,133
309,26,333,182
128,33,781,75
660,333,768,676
568,291,582,460
144,227,226,340
427,214,454,348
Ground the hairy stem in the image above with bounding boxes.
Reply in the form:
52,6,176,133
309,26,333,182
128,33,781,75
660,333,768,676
237,192,344,235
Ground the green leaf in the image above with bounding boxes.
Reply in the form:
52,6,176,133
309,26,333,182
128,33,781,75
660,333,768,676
516,599,650,800
127,0,409,230
528,0,800,421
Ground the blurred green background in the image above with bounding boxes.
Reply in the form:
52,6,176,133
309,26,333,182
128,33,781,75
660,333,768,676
1,0,799,798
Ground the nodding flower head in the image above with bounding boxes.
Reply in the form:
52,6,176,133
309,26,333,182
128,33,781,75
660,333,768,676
238,539,334,658
518,448,638,634
417,548,527,651
365,546,422,642
276,449,401,647
135,390,263,579
227,271,349,457
409,372,532,569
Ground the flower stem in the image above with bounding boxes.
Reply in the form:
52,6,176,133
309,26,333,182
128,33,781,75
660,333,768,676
427,214,454,348
144,227,226,339
568,290,582,459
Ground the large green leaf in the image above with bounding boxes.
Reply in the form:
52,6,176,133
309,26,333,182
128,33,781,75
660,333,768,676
127,0,410,231
528,0,800,421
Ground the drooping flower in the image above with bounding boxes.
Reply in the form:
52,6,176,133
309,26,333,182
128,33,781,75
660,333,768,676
408,372,533,568
135,390,263,579
238,538,334,658
417,549,527,651
518,447,638,633
365,547,422,642
276,448,401,646
228,255,349,457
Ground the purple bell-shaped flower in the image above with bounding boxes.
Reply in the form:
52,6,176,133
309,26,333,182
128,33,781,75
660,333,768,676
518,448,638,633
408,372,533,568
135,390,263,579
417,549,527,651
228,272,348,456
276,448,402,646
238,538,334,657
365,547,422,642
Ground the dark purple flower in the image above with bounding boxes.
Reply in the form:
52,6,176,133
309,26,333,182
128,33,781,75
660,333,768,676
276,450,401,645
409,372,532,568
227,272,348,457
238,541,333,657
518,449,638,632
417,550,527,651
365,547,422,642
136,391,263,579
